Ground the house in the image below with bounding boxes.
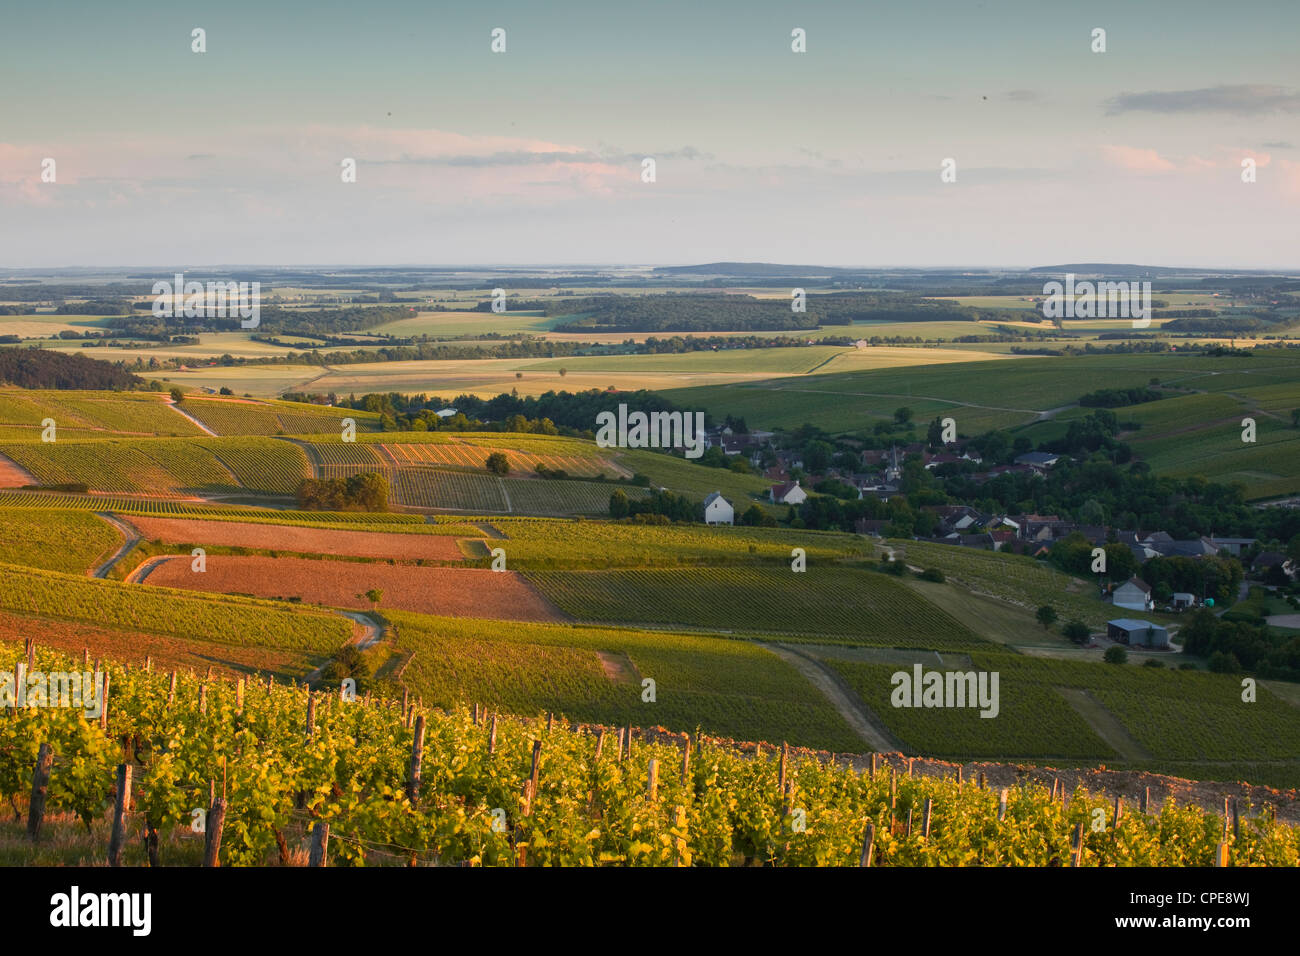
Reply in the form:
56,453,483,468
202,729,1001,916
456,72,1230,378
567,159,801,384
1112,576,1154,612
1171,592,1197,610
1014,451,1061,470
769,480,807,506
702,491,734,526
1107,619,1170,648
435,407,458,418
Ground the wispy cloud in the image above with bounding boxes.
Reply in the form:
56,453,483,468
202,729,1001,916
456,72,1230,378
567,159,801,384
1099,145,1176,173
1105,84,1300,115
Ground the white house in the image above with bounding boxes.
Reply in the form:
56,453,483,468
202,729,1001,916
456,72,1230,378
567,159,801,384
769,480,807,506
702,491,734,525
1112,576,1154,612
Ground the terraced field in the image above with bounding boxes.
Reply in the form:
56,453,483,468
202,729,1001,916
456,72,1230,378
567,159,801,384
526,566,986,647
388,610,865,750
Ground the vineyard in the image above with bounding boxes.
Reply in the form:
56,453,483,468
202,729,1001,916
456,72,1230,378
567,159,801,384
824,651,1300,788
317,464,644,515
0,490,443,530
0,509,122,574
0,390,204,438
382,441,620,478
0,562,351,652
179,399,382,437
891,538,1116,628
4,645,1297,866
0,437,312,496
388,610,862,750
526,566,987,648
485,518,867,569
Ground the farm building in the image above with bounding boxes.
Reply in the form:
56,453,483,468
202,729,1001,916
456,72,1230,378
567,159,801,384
1112,576,1154,612
1107,619,1171,649
702,492,734,526
1014,451,1061,470
769,480,807,506
1171,592,1196,610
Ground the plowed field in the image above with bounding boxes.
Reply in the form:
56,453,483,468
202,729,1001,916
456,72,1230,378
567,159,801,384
142,556,564,621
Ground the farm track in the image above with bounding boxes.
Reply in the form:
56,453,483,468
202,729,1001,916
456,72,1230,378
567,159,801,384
166,400,218,436
761,643,904,752
91,513,142,578
1057,687,1154,761
305,609,384,686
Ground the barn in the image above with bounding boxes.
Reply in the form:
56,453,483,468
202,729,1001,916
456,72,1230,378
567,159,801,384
1107,619,1170,649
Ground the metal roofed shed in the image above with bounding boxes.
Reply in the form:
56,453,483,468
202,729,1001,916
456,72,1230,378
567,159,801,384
1107,619,1170,649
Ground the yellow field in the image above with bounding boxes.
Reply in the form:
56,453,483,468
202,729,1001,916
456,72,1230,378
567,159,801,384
132,343,1014,398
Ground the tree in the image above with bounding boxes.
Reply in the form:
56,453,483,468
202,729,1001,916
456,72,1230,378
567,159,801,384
609,489,630,519
169,386,184,403
893,406,913,426
485,452,510,475
740,504,764,526
1036,605,1058,631
1103,645,1128,664
219,386,233,395
364,588,383,607
926,417,944,449
1292,408,1300,429
1062,620,1091,644
1287,533,1300,566
558,367,567,377
1207,650,1240,673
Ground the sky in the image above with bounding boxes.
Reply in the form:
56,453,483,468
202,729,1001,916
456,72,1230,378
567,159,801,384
1,0,1298,269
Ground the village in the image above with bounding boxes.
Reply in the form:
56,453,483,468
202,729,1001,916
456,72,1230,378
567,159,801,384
691,423,1299,656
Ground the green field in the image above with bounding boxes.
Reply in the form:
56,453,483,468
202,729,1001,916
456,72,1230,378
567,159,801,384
664,350,1300,437
526,565,986,647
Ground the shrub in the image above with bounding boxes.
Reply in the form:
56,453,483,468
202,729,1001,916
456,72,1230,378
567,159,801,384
1103,645,1128,664
1062,620,1091,644
918,568,945,583
485,452,510,476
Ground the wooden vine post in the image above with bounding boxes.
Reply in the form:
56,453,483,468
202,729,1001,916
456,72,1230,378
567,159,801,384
27,743,53,840
408,714,426,803
108,763,131,867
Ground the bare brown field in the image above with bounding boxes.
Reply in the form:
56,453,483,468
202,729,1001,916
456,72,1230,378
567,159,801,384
126,516,472,561
0,611,318,679
0,453,35,488
142,556,564,621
